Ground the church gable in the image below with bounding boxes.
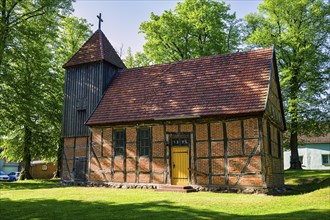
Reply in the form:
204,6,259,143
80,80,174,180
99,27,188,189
264,53,286,131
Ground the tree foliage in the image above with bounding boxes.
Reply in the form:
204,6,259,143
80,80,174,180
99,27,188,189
244,0,330,169
138,0,241,64
123,47,152,68
0,0,72,68
0,0,91,178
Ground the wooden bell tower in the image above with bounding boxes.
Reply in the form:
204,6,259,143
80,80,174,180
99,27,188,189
61,17,125,182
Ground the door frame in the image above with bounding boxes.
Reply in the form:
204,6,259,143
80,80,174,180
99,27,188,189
169,133,191,185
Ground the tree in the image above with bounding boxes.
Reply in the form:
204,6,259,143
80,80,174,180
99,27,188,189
244,0,330,169
56,16,92,65
139,0,241,64
1,12,65,179
0,1,91,179
54,16,92,177
0,0,72,68
123,47,152,68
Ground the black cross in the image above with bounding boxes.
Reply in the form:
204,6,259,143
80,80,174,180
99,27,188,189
97,13,103,30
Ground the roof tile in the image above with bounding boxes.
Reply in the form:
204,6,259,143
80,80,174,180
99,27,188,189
63,30,125,69
86,48,273,125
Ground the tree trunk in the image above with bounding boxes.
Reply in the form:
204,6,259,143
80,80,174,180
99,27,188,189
21,127,33,179
289,130,302,169
56,137,63,178
289,71,302,170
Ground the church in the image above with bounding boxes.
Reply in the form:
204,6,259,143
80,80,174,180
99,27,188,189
61,24,285,192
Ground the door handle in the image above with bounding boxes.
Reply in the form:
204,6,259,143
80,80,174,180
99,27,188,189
173,163,176,169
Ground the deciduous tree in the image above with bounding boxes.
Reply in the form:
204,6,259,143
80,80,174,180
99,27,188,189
244,0,330,169
123,47,152,68
139,0,241,64
0,0,91,179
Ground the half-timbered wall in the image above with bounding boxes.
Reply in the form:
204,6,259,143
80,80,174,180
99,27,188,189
89,117,279,188
265,64,285,130
62,136,89,181
261,61,285,188
262,118,284,187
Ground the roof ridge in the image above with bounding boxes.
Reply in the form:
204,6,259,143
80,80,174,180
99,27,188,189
62,31,95,68
99,30,104,60
121,47,273,72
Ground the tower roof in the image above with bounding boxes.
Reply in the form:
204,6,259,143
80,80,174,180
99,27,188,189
63,29,126,69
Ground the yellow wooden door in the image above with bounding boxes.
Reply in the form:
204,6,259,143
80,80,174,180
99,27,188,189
171,147,189,185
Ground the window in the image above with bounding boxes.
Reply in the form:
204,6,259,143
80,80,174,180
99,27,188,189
138,128,151,156
267,121,272,155
322,154,330,165
170,133,190,146
277,130,281,158
113,130,125,156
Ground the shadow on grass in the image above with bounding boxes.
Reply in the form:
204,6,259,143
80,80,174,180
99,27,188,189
0,179,63,190
283,170,330,195
285,177,330,195
0,198,329,220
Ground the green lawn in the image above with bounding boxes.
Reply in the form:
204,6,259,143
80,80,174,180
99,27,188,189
0,171,329,220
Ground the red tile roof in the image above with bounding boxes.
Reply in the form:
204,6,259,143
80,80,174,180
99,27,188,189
86,48,273,125
63,30,126,69
299,133,330,144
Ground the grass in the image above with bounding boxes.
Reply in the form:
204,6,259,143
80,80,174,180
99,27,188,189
285,170,330,194
0,171,329,220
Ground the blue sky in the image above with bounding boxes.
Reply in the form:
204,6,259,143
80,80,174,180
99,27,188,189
73,0,262,56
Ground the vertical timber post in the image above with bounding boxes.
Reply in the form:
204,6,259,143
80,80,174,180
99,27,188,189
207,123,212,186
223,122,229,187
150,126,153,183
193,123,197,184
111,128,115,182
259,117,267,188
163,124,167,184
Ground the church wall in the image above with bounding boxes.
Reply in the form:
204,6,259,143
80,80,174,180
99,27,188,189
262,61,285,188
62,136,89,181
262,117,284,188
265,62,285,131
87,117,282,189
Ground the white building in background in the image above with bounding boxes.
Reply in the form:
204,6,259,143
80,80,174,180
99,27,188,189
284,133,330,170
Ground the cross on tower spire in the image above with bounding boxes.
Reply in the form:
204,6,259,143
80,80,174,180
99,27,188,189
97,13,103,30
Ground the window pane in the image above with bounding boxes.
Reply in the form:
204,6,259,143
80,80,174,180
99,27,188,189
115,148,123,156
277,130,281,158
267,122,271,155
145,147,149,156
322,155,329,164
138,128,151,156
113,130,125,156
140,147,145,156
142,130,146,138
142,139,149,147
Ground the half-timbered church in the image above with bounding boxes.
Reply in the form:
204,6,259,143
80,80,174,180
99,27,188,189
61,25,286,192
